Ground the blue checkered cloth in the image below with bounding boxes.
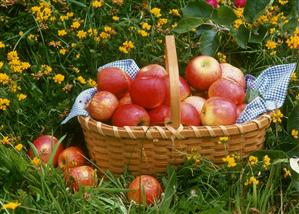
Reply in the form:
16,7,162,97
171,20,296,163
61,60,296,125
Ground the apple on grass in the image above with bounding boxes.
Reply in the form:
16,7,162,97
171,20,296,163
220,63,245,89
128,175,163,206
130,76,166,109
200,97,237,126
135,64,167,79
97,67,132,98
58,146,86,170
28,135,64,167
185,55,221,91
112,104,150,127
87,91,119,122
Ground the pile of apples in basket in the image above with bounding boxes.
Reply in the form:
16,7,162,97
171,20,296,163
87,55,246,127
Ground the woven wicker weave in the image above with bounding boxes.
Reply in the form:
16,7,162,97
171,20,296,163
78,36,272,175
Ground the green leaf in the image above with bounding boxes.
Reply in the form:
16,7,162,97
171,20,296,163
287,104,299,132
174,17,206,34
244,0,274,23
160,166,177,212
250,150,288,160
249,26,268,44
231,25,250,49
182,0,213,18
213,6,237,26
199,29,219,56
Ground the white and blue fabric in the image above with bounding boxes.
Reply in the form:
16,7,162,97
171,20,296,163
61,59,139,124
61,60,296,125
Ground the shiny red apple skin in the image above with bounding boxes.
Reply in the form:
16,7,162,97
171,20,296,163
112,104,150,127
119,92,132,105
87,91,119,122
236,103,247,118
220,63,245,89
163,75,191,106
65,165,97,192
58,146,86,170
200,97,237,126
185,55,221,90
208,78,246,105
97,67,132,98
128,175,163,206
234,0,246,8
28,135,63,166
184,96,206,116
135,64,167,79
130,76,166,109
180,102,201,126
148,105,171,126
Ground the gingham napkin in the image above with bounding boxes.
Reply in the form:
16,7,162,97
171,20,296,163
61,61,296,125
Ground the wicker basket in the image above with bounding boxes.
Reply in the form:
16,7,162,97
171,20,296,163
78,35,272,175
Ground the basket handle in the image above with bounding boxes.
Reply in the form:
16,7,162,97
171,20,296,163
165,35,181,128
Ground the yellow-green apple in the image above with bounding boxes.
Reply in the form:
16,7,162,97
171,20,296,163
128,175,163,206
180,102,201,126
200,97,237,125
112,104,150,126
130,76,166,109
185,55,221,90
208,78,245,105
148,105,171,126
220,63,245,89
64,165,97,192
58,146,86,170
184,96,206,116
97,67,132,98
87,91,119,122
28,135,63,167
119,92,132,105
135,64,167,79
163,75,191,105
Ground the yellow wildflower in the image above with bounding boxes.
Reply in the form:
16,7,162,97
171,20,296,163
234,8,244,18
77,30,87,39
17,93,27,101
32,157,41,166
141,22,151,31
291,129,298,139
19,31,24,36
291,72,297,81
244,176,259,186
271,109,283,123
15,144,23,151
99,32,110,39
31,2,52,23
137,29,149,37
87,78,96,87
92,0,103,8
66,12,74,17
278,0,288,5
248,155,258,166
0,41,5,48
76,53,81,59
169,9,180,17
265,40,277,49
283,167,291,178
0,98,10,111
48,40,61,47
217,52,227,63
27,34,38,41
233,19,244,29
218,136,229,144
53,74,65,84
296,93,299,100
112,0,123,5
263,155,271,169
7,50,19,61
71,21,81,29
58,29,67,37
222,155,237,168
157,18,168,27
41,64,52,75
0,73,9,85
77,76,86,84
1,136,10,145
150,7,161,17
112,16,120,21
119,40,134,54
269,28,276,34
87,28,98,37
2,201,21,210
0,61,3,70
104,26,112,33
59,48,67,55
60,15,68,22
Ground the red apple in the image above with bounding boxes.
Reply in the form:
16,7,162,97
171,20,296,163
236,103,247,118
135,64,167,79
234,0,246,8
180,102,201,126
220,63,245,89
208,78,245,105
128,175,163,206
28,135,63,166
163,75,191,105
64,165,97,192
184,96,206,116
148,105,171,126
112,104,150,127
87,91,119,122
97,67,132,98
200,97,237,126
206,0,218,8
130,76,166,109
119,92,132,105
58,146,86,170
185,55,221,90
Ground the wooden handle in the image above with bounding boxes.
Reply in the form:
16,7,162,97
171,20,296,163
165,35,181,128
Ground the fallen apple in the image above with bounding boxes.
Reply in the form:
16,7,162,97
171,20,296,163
135,64,167,79
28,135,63,167
87,91,119,122
201,97,237,126
180,102,201,126
58,146,86,170
97,67,132,98
112,104,150,127
185,55,221,90
128,175,163,206
148,105,171,126
220,63,245,89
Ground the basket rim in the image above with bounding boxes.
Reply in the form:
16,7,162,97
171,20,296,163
77,112,272,140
